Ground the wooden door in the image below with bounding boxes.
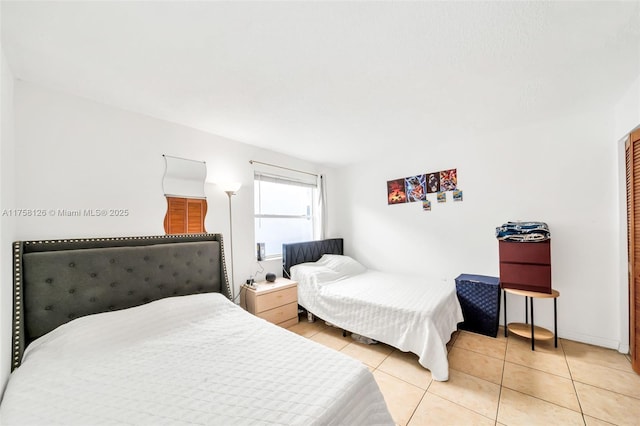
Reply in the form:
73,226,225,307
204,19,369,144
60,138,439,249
626,128,640,374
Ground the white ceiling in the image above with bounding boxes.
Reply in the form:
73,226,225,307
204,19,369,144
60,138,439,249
2,1,639,167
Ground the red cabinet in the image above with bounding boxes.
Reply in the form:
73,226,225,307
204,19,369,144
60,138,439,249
499,240,551,294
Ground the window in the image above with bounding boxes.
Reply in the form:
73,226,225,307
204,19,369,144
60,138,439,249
254,172,317,258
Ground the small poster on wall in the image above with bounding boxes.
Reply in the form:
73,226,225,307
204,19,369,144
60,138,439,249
426,172,440,193
422,199,431,211
387,178,407,204
440,169,457,191
453,189,463,201
405,175,426,202
437,192,447,203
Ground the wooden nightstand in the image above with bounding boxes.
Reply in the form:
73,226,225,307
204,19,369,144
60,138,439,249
241,277,299,328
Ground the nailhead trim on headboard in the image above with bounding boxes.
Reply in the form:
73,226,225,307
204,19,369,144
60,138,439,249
13,242,22,369
11,233,232,371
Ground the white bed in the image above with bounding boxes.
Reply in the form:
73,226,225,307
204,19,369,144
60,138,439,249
0,293,394,425
3,234,394,425
291,255,463,381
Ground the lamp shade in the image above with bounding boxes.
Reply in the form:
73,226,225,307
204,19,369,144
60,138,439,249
218,182,241,194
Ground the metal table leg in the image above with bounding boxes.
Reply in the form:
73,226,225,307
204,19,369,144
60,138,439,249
554,297,558,348
530,296,535,351
503,290,507,338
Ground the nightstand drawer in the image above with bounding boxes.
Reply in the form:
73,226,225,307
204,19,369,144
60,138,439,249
499,240,550,264
254,286,297,313
257,301,298,325
500,263,551,293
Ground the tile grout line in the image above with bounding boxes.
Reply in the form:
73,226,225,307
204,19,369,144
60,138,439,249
436,330,500,422
564,345,640,410
495,336,508,424
570,374,640,402
373,361,432,391
445,329,507,422
404,387,428,426
494,332,502,426
451,344,507,362
562,345,582,417
504,337,590,419
501,387,588,420
299,323,635,424
503,336,577,380
498,367,586,415
428,368,499,421
490,333,588,422
502,358,572,381
565,356,588,426
507,337,592,421
376,347,394,369
452,331,507,361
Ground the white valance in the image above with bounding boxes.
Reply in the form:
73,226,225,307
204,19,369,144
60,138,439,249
254,171,318,188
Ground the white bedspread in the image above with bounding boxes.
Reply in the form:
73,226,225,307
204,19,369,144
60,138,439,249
0,293,393,426
292,256,463,381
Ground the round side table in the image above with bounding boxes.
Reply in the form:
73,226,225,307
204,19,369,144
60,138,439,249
503,287,559,350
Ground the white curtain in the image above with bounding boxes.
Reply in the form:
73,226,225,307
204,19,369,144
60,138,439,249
316,174,327,240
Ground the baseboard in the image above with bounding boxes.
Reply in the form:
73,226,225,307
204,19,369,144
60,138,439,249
618,343,630,354
559,329,628,354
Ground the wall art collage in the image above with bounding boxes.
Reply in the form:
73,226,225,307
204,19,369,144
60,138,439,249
387,168,463,211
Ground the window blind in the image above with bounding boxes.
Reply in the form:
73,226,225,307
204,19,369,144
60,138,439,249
254,171,317,188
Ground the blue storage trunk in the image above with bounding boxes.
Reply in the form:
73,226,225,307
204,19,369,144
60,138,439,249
455,274,501,338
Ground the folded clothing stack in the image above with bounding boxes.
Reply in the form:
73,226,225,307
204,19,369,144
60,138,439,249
495,221,550,242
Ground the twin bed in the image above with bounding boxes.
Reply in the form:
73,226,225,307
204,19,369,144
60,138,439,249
283,238,463,382
0,234,393,425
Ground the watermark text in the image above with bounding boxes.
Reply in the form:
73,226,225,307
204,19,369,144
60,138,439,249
2,208,130,217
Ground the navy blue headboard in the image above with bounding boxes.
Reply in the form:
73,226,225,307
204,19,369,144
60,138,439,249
282,238,344,278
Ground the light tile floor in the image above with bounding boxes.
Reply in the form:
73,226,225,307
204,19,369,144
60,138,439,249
287,318,639,426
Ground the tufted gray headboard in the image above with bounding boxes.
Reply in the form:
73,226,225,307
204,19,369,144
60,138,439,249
11,233,231,371
282,238,344,278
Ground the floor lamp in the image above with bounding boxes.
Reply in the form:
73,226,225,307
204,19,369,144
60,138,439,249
220,182,241,302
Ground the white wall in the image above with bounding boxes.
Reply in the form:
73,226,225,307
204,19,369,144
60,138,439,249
615,74,640,140
328,104,621,349
4,81,331,387
0,48,17,395
614,71,640,355
4,72,636,394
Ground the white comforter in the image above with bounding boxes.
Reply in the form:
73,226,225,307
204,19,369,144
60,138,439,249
0,293,393,426
291,255,463,381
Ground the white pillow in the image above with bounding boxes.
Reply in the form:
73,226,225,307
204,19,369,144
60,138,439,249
291,263,342,284
316,254,367,277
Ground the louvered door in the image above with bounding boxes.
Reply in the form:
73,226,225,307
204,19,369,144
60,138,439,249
186,198,207,233
626,128,640,374
163,197,207,234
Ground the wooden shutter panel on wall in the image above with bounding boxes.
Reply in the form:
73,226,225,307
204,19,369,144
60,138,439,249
627,128,640,374
165,197,186,234
164,197,207,234
187,198,206,233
